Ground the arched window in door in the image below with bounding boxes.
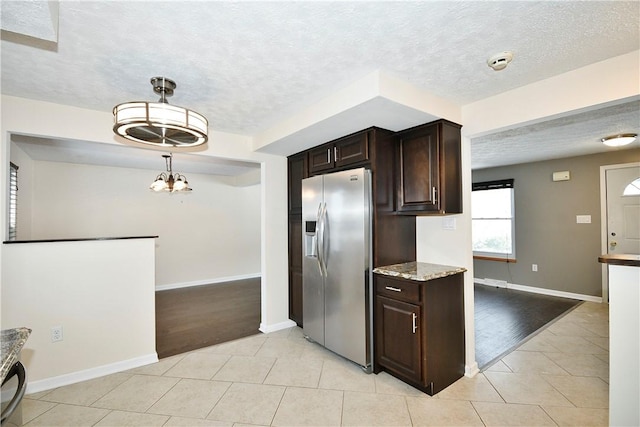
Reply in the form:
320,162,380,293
623,178,640,196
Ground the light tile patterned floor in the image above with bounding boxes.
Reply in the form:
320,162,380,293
19,302,609,426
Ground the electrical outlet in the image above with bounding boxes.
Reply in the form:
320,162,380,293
532,264,538,272
51,326,63,342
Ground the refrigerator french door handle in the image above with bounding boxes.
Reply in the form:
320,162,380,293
319,202,328,277
315,203,323,275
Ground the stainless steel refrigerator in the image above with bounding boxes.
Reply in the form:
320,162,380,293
302,167,373,372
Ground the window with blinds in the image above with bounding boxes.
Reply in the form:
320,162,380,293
472,179,515,260
9,162,18,240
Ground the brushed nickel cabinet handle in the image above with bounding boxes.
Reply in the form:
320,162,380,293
412,313,417,334
385,286,402,292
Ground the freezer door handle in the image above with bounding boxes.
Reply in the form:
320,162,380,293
315,203,323,275
318,202,328,277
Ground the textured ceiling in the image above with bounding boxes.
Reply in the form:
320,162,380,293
472,100,640,169
1,1,639,172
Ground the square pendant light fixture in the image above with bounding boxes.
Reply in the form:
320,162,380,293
113,77,208,148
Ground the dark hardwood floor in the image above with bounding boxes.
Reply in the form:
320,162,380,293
156,278,261,359
474,283,582,370
156,278,580,368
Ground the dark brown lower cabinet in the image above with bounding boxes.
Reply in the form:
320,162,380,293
374,273,465,395
376,296,422,380
289,270,303,325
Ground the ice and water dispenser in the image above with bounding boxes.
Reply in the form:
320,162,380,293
304,220,317,258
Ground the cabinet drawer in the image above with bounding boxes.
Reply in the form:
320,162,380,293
375,276,420,303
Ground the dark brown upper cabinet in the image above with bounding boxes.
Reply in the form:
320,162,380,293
308,132,369,175
287,152,308,216
396,120,462,215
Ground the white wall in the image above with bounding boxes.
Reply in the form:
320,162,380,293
608,263,640,426
257,156,290,332
23,160,261,287
2,238,156,390
1,96,291,358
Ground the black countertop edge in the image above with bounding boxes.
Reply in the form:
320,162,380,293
3,236,159,244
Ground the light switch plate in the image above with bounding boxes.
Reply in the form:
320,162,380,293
576,215,591,224
442,217,456,230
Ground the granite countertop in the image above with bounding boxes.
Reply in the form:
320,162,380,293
373,261,467,282
1,327,31,383
598,254,640,267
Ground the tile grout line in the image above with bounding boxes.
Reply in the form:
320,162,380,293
20,303,609,426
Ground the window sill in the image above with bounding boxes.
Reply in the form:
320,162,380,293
473,255,517,263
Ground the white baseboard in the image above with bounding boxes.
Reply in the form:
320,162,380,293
259,319,297,334
475,278,603,303
465,362,480,378
26,353,158,395
155,273,261,292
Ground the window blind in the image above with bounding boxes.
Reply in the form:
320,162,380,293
472,179,514,191
9,162,18,240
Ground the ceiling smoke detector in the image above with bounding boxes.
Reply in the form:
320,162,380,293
487,51,514,71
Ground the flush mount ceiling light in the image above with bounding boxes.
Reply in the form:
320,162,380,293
601,133,637,147
113,77,208,148
487,51,514,71
150,153,192,193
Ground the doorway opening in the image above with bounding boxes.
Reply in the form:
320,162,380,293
155,277,262,358
599,162,640,301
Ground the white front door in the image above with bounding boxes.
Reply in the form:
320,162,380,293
606,165,640,255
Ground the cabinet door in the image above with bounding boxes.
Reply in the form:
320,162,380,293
289,218,303,272
397,124,440,213
288,153,307,215
375,295,422,381
335,133,368,168
309,144,334,174
289,270,303,325
288,153,307,326
288,218,303,325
